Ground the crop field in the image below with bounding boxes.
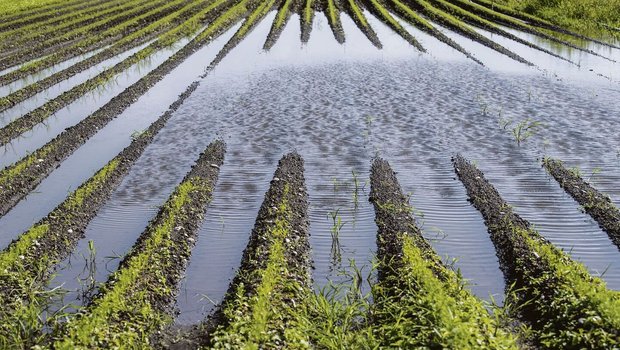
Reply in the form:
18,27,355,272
0,0,619,348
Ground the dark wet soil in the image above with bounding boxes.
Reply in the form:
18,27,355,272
543,157,620,250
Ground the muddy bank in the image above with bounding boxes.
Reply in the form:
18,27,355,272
543,157,620,250
171,153,310,349
52,140,225,348
368,158,519,348
453,155,620,348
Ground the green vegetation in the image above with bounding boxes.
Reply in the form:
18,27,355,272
1,0,193,82
210,186,312,348
0,0,235,143
370,158,519,348
55,176,213,348
0,159,120,348
511,225,620,348
301,0,315,42
454,155,620,348
496,0,620,37
324,0,345,43
373,233,519,348
543,157,620,250
511,118,542,146
0,0,171,69
367,0,425,51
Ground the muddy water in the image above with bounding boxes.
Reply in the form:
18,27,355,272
1,8,618,324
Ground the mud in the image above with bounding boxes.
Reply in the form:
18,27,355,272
168,153,310,349
543,157,620,250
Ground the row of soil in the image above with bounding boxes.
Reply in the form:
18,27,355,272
0,0,173,71
173,155,522,348
199,153,312,348
50,140,225,348
453,155,620,348
0,0,226,115
0,0,141,55
368,158,518,348
0,82,202,348
543,157,620,250
263,0,298,50
0,0,187,81
0,0,253,219
0,0,109,33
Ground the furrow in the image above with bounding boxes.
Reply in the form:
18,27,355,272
344,0,383,48
0,0,144,54
0,0,108,33
364,0,426,51
0,83,202,348
445,0,618,60
467,0,620,49
263,0,297,50
0,0,234,145
300,0,316,43
203,153,311,348
406,0,533,65
0,5,246,220
543,157,620,251
0,0,173,72
453,155,620,348
426,0,577,65
52,140,225,349
0,0,201,87
325,0,346,44
387,0,482,64
0,0,210,113
368,158,518,348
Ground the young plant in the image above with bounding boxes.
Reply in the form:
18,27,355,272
512,118,542,146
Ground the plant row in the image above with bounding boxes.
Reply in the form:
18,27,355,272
0,0,254,219
51,140,225,349
543,157,620,250
453,155,620,348
0,81,201,348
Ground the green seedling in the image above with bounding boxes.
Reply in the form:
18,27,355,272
512,118,542,146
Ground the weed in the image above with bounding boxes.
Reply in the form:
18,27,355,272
512,118,543,146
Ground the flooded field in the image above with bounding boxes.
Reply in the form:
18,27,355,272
1,0,619,347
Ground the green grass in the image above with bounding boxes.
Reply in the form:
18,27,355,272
373,233,519,348
304,0,315,25
496,0,620,36
274,0,294,29
0,159,120,348
210,185,313,348
511,225,620,348
53,175,212,349
0,146,53,188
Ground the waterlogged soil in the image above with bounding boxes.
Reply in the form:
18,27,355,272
1,10,619,328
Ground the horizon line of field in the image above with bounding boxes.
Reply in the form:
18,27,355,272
2,147,620,346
